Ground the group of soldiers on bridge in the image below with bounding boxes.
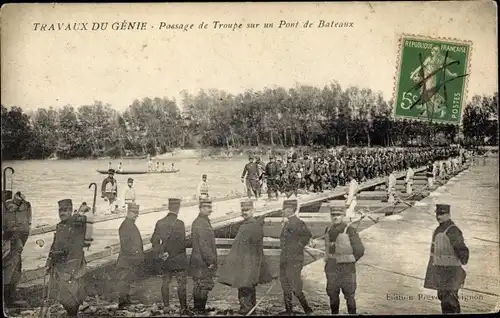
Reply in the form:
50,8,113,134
241,146,465,200
2,145,481,317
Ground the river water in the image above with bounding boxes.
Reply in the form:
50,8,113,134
1,157,248,227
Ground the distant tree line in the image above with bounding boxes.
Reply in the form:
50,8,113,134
1,82,498,160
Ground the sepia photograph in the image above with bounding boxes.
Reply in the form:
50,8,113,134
1,1,498,317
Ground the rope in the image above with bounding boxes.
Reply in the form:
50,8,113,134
245,279,279,316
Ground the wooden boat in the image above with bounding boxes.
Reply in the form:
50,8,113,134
96,169,180,175
120,155,148,160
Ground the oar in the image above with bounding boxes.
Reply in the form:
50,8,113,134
3,166,14,191
89,183,97,215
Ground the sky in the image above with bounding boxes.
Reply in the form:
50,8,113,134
1,1,498,112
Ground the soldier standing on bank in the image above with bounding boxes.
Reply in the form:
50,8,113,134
116,203,144,308
279,199,314,315
190,199,217,314
218,201,274,315
45,199,88,317
151,198,191,314
424,204,469,314
324,207,365,314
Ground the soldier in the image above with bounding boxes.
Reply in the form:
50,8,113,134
286,153,301,198
197,174,209,200
151,198,191,314
45,199,87,317
386,169,397,204
101,168,118,214
123,178,136,211
241,155,261,200
426,161,435,188
279,199,314,315
344,174,359,220
116,203,144,308
190,199,217,314
405,164,415,194
3,191,32,307
4,192,32,247
324,207,365,314
265,155,280,200
218,201,273,315
303,154,314,192
424,204,469,314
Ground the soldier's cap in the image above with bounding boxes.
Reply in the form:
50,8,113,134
249,154,254,159
168,198,181,213
199,198,212,208
241,200,254,212
58,199,73,210
269,154,275,159
2,190,13,201
436,204,450,215
283,199,298,210
330,206,345,216
127,178,134,182
108,168,115,174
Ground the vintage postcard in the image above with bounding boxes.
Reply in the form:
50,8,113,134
1,1,498,317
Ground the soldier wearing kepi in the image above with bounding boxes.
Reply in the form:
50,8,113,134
424,204,469,314
264,154,280,200
151,198,191,314
123,178,136,211
426,161,435,188
197,174,209,200
45,199,87,317
101,168,118,214
116,203,144,308
324,207,365,314
218,201,273,315
279,199,314,315
241,155,261,200
2,189,28,308
190,198,217,314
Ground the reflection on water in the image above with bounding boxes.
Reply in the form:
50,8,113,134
1,157,247,226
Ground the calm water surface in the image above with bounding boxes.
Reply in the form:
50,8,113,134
2,157,248,226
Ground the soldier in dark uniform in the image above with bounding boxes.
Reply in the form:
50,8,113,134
116,203,144,308
218,201,273,314
151,198,190,314
241,155,261,199
3,191,32,307
286,153,301,198
265,155,280,200
45,199,87,317
302,154,314,192
190,199,217,314
279,200,314,315
424,204,469,314
324,208,365,314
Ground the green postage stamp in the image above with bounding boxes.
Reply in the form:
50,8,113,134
393,35,472,124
